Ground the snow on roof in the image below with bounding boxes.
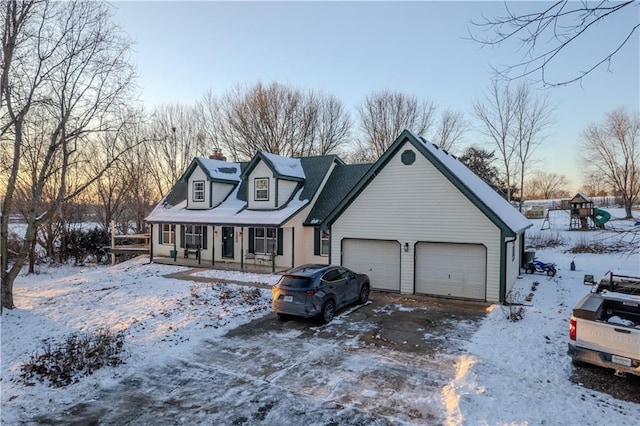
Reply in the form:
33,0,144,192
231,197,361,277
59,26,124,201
572,192,592,202
146,186,308,226
198,158,241,182
261,152,305,179
415,133,531,233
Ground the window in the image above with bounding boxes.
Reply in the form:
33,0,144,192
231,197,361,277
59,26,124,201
184,225,203,247
320,230,330,256
254,178,269,201
162,224,175,245
321,269,342,282
193,181,205,202
254,227,277,254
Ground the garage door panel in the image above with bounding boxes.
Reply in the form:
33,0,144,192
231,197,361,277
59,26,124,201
342,239,400,292
416,243,486,300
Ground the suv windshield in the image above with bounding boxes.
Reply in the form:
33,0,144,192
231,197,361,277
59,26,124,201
278,275,313,289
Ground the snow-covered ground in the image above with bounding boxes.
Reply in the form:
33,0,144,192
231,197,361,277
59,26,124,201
1,208,639,424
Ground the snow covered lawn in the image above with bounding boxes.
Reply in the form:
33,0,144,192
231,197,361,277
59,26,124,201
1,209,639,424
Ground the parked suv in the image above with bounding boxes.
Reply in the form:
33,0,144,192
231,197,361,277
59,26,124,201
272,264,370,323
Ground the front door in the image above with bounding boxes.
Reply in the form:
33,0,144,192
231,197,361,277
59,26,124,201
222,227,234,258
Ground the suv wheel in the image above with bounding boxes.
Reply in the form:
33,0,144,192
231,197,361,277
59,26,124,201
319,300,335,324
358,284,370,304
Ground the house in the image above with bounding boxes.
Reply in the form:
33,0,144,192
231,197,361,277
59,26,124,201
146,152,369,271
321,130,532,302
146,130,531,302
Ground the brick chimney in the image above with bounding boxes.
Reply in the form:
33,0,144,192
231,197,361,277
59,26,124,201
209,148,226,161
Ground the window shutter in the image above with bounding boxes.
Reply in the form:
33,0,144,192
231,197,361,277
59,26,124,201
313,227,320,256
277,228,284,255
248,228,255,253
202,226,207,249
158,224,163,244
180,226,185,248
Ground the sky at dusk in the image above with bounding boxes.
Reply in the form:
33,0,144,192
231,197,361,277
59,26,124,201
111,1,640,192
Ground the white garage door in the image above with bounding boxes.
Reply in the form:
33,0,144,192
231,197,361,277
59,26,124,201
415,243,486,300
342,239,400,292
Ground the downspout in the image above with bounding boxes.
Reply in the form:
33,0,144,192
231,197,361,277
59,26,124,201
500,232,517,303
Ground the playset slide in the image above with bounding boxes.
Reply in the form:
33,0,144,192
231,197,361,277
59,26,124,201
593,207,611,228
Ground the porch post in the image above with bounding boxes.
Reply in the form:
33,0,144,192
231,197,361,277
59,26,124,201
240,227,244,270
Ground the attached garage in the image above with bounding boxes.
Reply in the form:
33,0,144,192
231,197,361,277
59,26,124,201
415,243,486,300
342,239,400,292
324,130,532,303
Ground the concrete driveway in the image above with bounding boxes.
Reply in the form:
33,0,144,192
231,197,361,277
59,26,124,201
33,293,488,425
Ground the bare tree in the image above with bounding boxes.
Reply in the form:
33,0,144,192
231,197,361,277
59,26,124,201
216,82,351,161
355,89,436,161
579,174,610,198
526,171,569,200
1,0,139,309
470,1,639,86
582,108,640,218
315,93,352,156
512,83,554,209
473,80,553,207
473,81,517,200
145,103,212,197
431,108,468,153
119,123,160,233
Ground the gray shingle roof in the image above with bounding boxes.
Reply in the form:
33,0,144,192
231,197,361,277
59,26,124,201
304,163,372,226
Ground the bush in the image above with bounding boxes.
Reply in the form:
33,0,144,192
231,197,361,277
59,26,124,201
502,290,526,322
5,232,23,261
526,230,566,249
568,235,631,254
19,328,125,387
59,226,109,264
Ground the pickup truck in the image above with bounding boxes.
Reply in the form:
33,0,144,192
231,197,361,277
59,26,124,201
568,271,640,377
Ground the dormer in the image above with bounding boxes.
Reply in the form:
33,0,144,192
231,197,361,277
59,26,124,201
241,152,305,210
182,158,241,210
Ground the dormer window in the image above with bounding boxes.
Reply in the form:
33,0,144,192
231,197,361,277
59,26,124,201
193,181,205,202
254,178,269,201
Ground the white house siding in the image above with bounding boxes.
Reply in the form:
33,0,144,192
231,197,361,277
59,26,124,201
330,141,503,302
212,183,235,207
277,179,298,208
247,161,275,210
152,224,175,258
281,204,322,268
505,233,521,296
188,167,210,209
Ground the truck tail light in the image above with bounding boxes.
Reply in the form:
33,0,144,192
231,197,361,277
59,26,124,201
569,317,577,341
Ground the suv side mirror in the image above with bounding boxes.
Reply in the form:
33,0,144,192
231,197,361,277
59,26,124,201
583,274,595,286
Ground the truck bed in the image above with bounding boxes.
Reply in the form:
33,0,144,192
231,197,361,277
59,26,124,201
570,291,640,375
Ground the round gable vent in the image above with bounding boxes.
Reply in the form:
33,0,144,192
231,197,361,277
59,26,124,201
401,149,416,165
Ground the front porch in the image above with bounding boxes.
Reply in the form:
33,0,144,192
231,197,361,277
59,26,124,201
151,255,290,274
